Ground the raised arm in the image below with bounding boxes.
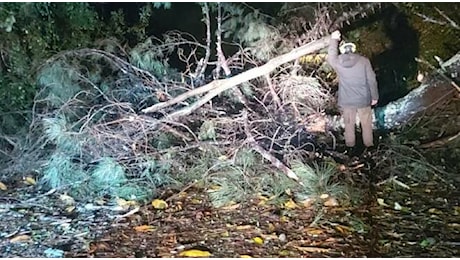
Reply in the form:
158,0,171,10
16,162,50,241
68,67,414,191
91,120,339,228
326,30,341,69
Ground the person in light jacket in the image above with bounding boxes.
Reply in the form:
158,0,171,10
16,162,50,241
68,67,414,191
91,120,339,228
327,30,379,156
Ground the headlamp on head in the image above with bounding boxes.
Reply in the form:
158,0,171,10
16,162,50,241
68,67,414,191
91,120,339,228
339,42,356,54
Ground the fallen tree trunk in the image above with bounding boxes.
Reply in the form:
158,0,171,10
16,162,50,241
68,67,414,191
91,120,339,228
141,35,333,119
375,52,460,130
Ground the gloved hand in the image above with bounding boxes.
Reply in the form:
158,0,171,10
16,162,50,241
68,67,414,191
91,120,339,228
331,30,341,40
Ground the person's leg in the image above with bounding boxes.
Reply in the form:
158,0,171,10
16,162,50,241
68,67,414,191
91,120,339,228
342,107,357,148
358,106,374,147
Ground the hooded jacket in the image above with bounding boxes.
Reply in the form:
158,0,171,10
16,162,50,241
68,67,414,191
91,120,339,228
327,38,379,108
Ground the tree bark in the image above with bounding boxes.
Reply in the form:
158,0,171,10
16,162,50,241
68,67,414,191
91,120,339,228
376,53,460,130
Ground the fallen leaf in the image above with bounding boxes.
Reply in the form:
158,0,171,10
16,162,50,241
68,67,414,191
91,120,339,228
294,246,330,253
0,181,7,191
240,255,252,258
320,194,329,199
116,198,138,209
134,225,155,232
300,197,316,208
59,194,75,206
334,224,353,234
428,208,442,214
278,249,291,256
24,176,36,185
268,223,276,233
190,198,202,204
284,199,299,209
235,225,253,230
218,155,228,161
304,227,324,236
394,202,402,211
178,249,211,257
278,233,287,242
252,236,264,245
280,216,289,222
206,185,221,192
10,235,31,243
220,203,240,211
151,199,168,209
323,197,339,207
377,198,389,207
65,206,75,213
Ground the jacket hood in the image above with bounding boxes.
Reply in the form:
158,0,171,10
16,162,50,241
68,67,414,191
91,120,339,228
339,53,360,68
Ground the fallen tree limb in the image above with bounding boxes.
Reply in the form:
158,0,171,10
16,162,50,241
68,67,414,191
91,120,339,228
242,110,303,185
419,131,460,149
141,35,332,117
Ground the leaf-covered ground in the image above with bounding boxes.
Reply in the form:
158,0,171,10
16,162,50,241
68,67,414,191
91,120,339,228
1,162,458,258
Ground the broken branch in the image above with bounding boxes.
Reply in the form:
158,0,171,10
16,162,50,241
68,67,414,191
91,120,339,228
142,35,332,117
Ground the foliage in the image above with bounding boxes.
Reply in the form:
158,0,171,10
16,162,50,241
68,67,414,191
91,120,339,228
218,3,282,61
291,160,348,202
41,113,170,202
0,3,101,116
129,36,178,80
400,3,460,65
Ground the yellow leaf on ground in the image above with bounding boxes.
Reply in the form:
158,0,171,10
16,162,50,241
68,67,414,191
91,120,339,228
240,255,252,258
10,235,32,243
252,236,264,245
179,249,211,257
220,203,240,211
294,246,330,253
334,224,353,234
24,177,36,185
0,181,7,191
236,225,253,230
134,225,155,232
116,198,138,208
284,199,299,209
304,227,324,236
190,198,202,204
280,216,289,222
151,199,168,209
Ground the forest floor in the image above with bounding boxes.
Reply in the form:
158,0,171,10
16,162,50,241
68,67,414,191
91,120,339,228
0,153,458,258
1,98,459,258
